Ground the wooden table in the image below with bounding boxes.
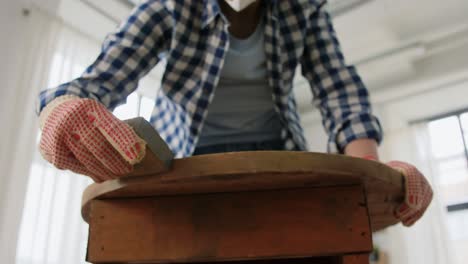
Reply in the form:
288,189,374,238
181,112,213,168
81,151,404,264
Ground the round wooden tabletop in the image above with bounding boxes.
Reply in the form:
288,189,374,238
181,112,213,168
82,151,404,231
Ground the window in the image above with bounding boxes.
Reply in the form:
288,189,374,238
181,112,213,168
113,92,154,122
427,111,468,242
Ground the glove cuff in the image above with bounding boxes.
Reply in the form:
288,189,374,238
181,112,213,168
39,95,80,130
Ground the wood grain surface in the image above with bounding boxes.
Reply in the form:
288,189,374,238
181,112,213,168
87,185,372,263
342,254,370,264
82,151,404,231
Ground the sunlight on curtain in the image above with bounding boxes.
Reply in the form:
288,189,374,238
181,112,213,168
15,7,159,262
425,114,468,264
15,11,101,264
373,122,453,264
0,2,64,261
410,122,454,264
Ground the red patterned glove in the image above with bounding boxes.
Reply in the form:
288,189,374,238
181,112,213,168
386,161,433,226
361,156,433,226
39,96,146,182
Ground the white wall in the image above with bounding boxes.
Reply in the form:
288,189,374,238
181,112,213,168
0,0,29,216
0,0,26,184
0,0,35,261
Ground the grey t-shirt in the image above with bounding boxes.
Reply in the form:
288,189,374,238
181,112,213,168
197,17,283,147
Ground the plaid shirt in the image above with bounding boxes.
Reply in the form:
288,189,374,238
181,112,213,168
37,0,383,158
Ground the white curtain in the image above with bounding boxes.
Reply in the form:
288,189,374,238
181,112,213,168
15,13,103,264
0,1,61,262
373,122,454,264
15,17,100,263
0,2,102,263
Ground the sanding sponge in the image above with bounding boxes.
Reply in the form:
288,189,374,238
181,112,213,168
124,117,174,177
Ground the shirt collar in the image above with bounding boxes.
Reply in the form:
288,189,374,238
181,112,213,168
202,0,222,28
202,0,280,28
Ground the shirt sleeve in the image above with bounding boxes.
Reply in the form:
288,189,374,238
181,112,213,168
300,5,383,154
36,1,173,114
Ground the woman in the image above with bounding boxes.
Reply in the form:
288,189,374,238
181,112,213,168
37,0,432,226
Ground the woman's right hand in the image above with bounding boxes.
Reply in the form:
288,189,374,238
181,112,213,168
39,96,146,182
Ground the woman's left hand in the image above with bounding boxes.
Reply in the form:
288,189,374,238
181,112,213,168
364,155,434,226
385,161,434,227
345,139,433,226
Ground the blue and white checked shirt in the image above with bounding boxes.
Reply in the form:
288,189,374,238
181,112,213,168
37,0,383,158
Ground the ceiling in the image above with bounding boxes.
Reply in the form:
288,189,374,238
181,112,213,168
293,0,468,111
63,0,468,110
77,0,468,66
122,0,468,37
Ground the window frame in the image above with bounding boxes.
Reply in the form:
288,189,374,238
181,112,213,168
414,108,468,214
